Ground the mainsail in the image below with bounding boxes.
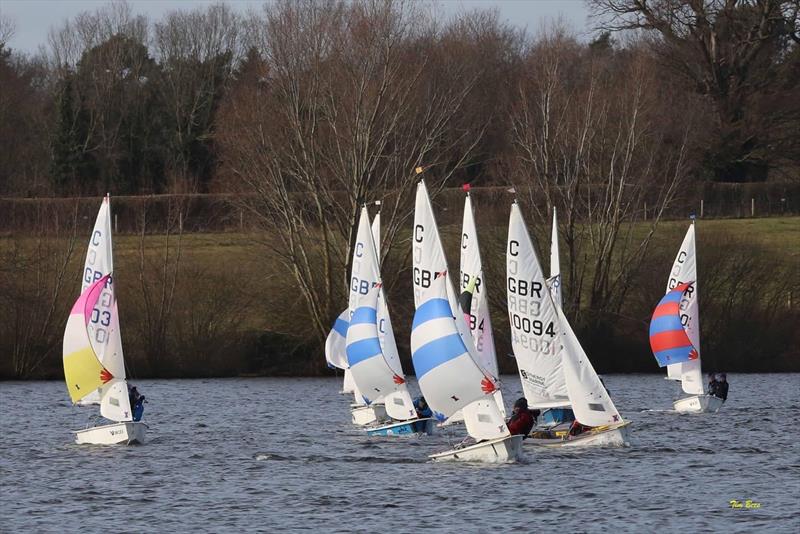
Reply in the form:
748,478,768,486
412,180,507,439
346,206,415,420
79,195,123,404
507,202,569,408
460,191,504,415
664,222,704,395
63,274,132,421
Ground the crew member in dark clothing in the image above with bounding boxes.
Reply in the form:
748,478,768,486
506,398,540,438
128,384,146,422
413,396,432,418
707,373,720,397
714,373,729,401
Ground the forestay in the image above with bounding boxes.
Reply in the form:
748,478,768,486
347,206,415,420
507,203,569,409
412,180,506,438
664,222,704,395
460,192,504,415
555,305,622,427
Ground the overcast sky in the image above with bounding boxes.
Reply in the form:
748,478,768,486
2,0,592,54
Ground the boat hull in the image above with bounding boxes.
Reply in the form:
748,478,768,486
527,422,631,449
429,435,523,463
351,403,387,426
366,418,435,437
74,422,147,445
673,394,724,413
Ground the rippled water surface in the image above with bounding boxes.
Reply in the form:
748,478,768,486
1,374,798,532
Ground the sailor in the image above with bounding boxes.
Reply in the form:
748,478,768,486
714,373,729,401
128,384,146,422
506,398,539,438
707,373,721,397
413,396,432,418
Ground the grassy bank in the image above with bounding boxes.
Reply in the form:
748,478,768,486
2,216,798,379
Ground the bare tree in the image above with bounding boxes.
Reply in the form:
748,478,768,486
0,203,79,378
153,2,243,191
588,0,800,181
217,0,484,344
510,29,694,317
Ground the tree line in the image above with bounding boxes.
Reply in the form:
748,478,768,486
0,0,797,378
1,0,797,198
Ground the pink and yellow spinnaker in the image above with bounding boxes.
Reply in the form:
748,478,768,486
63,274,114,403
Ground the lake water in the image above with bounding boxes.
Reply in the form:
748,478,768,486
1,374,798,532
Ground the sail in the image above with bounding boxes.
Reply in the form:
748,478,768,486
549,208,562,307
347,206,415,418
63,275,114,403
412,181,506,438
325,309,350,370
412,181,485,367
371,210,381,260
507,203,569,409
555,305,622,427
411,274,506,438
650,283,699,366
370,211,403,377
460,192,505,415
80,196,124,404
346,286,415,420
664,222,704,395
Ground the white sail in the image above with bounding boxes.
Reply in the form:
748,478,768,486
80,196,125,405
460,192,505,416
507,202,570,409
347,206,415,419
369,211,403,377
665,222,704,395
550,207,562,307
342,368,356,394
371,210,381,260
412,180,506,438
555,304,622,427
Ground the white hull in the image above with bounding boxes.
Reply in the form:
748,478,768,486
429,435,523,463
527,422,631,449
350,403,388,426
74,421,147,445
673,394,724,413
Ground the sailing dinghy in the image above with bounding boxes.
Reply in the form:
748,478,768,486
326,212,389,425
347,205,433,436
63,196,144,445
650,219,722,413
412,180,521,462
508,202,629,448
